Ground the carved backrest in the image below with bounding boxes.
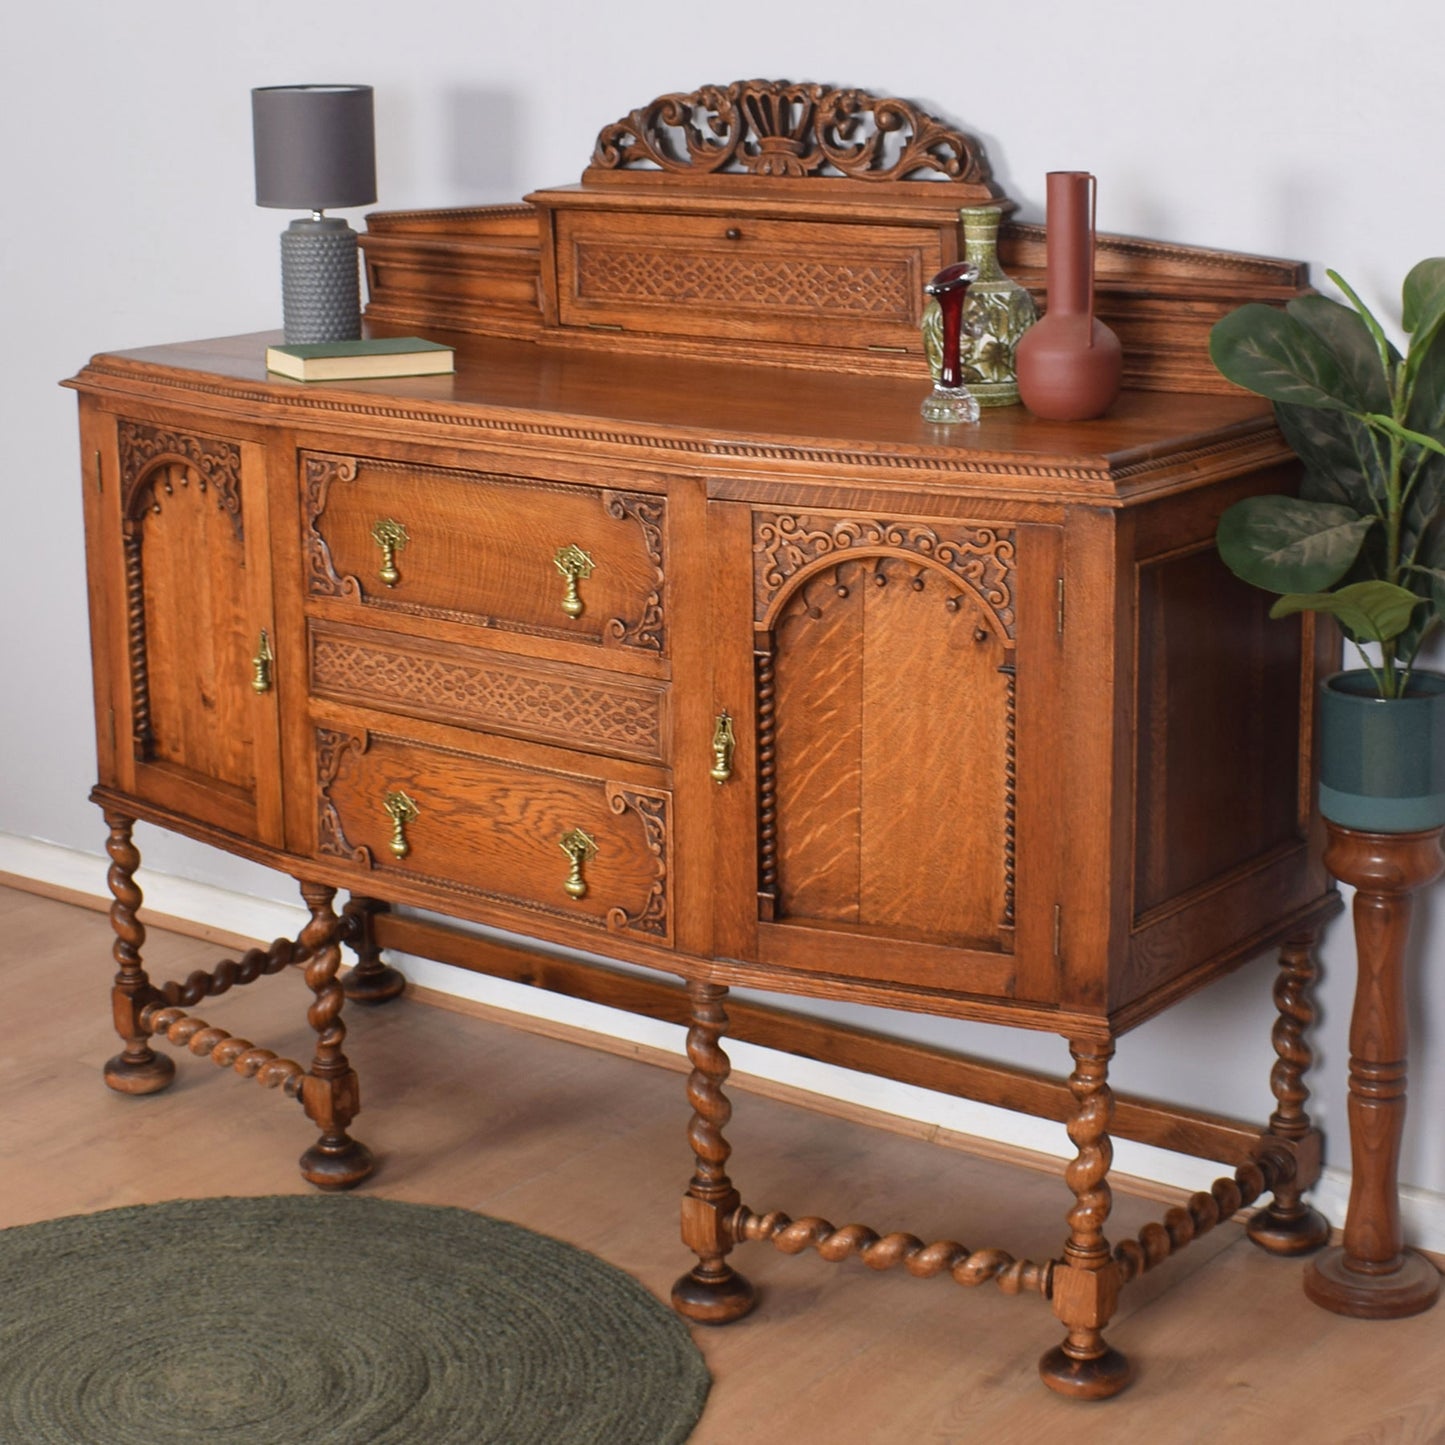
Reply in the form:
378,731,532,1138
361,79,1309,391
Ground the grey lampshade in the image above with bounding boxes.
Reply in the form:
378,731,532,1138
252,85,376,210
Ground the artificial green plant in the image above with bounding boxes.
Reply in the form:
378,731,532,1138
1210,258,1445,697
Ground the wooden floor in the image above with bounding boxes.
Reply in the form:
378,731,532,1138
4,883,1442,1442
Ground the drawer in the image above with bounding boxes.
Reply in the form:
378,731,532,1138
307,619,668,764
302,450,666,654
314,725,671,944
554,210,940,352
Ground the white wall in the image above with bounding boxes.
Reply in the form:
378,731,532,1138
4,1,1443,1208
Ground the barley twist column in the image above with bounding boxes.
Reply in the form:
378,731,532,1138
101,810,175,1095
297,880,375,1190
671,980,756,1324
1248,931,1331,1254
1039,1037,1131,1400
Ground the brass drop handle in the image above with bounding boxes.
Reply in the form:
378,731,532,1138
251,630,274,694
553,544,595,619
372,518,409,587
559,827,598,899
710,711,736,784
383,789,420,859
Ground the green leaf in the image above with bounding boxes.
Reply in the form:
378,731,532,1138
1364,413,1445,458
1287,293,1395,412
1402,258,1445,336
1276,404,1386,514
1216,495,1375,593
1269,580,1425,642
1210,305,1359,411
1402,259,1445,401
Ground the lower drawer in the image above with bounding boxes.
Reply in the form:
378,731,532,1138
314,725,671,945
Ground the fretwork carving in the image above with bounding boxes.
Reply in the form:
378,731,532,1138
606,785,670,941
303,454,362,600
602,491,667,652
315,728,372,866
576,244,914,318
118,421,243,542
753,512,1016,635
591,80,995,188
309,630,664,761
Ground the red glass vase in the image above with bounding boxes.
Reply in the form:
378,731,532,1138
1015,171,1122,421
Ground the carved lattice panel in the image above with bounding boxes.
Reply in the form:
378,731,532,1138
765,553,1013,949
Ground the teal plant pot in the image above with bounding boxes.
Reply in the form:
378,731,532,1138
1318,670,1445,831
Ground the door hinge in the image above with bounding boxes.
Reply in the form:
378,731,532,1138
1053,903,1063,959
107,706,116,755
1057,576,1066,636
94,450,103,493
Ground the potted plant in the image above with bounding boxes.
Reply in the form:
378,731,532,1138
1210,258,1445,831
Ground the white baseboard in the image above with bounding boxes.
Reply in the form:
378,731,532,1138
7,831,1445,1254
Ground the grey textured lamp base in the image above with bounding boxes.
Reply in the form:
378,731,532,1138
281,216,361,344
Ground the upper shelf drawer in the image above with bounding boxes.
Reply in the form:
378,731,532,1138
553,210,941,355
301,450,667,655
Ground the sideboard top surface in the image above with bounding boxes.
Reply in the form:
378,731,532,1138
70,330,1282,507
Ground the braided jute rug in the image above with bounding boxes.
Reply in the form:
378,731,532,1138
0,1194,710,1444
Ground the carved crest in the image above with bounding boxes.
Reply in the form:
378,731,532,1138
590,80,995,187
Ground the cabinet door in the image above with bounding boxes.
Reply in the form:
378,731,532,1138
84,406,283,845
708,501,1063,1005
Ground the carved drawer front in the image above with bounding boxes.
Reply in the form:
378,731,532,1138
303,452,666,653
315,727,671,944
308,620,668,764
554,211,941,354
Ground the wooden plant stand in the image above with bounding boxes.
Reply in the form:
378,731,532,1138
1304,822,1444,1318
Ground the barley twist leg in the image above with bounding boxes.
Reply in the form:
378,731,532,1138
671,980,756,1324
101,810,175,1095
1249,931,1331,1255
340,895,406,1004
296,880,374,1190
1039,1036,1132,1400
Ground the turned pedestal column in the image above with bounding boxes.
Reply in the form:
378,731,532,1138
1304,823,1443,1318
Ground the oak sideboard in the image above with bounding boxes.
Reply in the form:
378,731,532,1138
68,83,1340,1398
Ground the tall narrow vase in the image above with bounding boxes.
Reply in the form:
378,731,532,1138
1015,171,1122,421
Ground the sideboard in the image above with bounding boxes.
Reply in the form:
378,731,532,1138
68,83,1340,1399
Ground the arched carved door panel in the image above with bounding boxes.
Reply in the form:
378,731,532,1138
710,505,1063,1002
765,552,1013,950
99,414,282,844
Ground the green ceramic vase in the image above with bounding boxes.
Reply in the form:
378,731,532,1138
1318,669,1445,831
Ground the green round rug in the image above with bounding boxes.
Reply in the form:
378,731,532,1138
0,1195,710,1444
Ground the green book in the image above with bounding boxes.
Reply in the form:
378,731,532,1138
265,336,455,382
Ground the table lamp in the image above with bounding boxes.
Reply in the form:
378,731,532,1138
252,84,376,344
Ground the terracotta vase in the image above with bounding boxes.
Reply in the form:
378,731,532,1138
1015,171,1122,421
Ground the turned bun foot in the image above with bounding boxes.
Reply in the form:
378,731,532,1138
1038,1344,1133,1401
1247,1203,1331,1256
671,1267,756,1325
299,1137,375,1191
103,1050,176,1095
1305,1246,1441,1319
341,964,407,1005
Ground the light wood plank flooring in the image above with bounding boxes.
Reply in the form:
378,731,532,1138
3,883,1442,1443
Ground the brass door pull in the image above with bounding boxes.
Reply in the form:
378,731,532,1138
553,544,595,619
383,789,420,859
251,630,274,694
710,711,736,784
371,518,409,587
559,827,598,899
